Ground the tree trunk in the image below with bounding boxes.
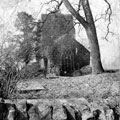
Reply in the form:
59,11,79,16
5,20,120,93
81,0,104,74
62,0,104,74
85,25,104,74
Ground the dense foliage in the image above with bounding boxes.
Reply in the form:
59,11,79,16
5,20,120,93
0,12,44,99
15,12,38,64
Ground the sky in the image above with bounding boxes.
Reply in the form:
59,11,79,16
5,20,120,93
0,0,107,21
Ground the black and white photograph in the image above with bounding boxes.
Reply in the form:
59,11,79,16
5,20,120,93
0,0,119,119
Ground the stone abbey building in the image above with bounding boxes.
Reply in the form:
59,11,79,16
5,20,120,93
40,13,90,76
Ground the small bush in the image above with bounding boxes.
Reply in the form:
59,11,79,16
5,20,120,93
0,67,20,99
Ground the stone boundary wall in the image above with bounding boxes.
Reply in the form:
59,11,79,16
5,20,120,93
1,96,120,120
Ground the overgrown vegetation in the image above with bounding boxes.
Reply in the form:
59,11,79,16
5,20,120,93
0,58,20,99
0,12,44,99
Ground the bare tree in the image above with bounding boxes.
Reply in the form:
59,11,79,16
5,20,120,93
62,0,104,74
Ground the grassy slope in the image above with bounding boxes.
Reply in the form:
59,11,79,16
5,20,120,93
18,71,120,100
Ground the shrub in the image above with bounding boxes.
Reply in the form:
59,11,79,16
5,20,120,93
0,67,20,99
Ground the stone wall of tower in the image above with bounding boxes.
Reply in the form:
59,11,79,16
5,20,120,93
41,13,75,46
40,13,90,76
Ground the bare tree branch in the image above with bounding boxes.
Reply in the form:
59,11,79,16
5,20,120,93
94,15,105,23
62,0,88,28
55,0,63,11
81,0,94,24
103,0,112,40
44,0,63,13
77,0,82,12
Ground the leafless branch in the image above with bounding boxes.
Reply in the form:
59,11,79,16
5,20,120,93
56,0,63,11
94,15,104,23
44,0,63,13
103,0,112,41
77,0,82,12
62,0,88,28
